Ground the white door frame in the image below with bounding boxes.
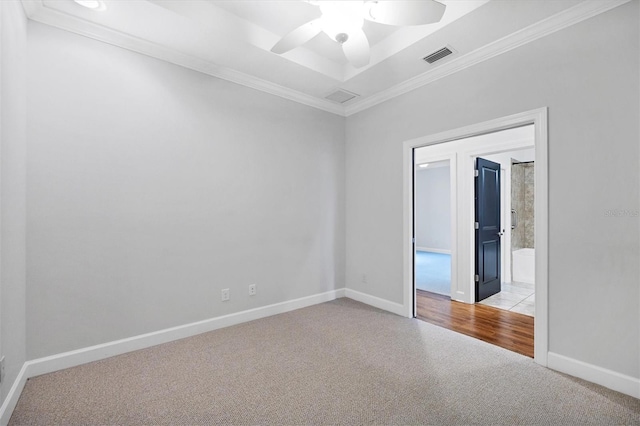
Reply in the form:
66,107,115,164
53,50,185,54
403,107,548,366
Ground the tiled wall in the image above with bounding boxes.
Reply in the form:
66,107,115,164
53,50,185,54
511,162,535,249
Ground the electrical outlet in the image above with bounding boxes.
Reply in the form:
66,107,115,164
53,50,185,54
0,356,5,384
362,274,368,284
221,288,230,302
249,284,256,296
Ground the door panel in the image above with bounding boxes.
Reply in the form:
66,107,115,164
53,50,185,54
475,157,501,301
482,241,499,282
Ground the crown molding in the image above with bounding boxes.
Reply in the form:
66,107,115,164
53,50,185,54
20,0,630,118
344,0,631,117
20,0,347,116
204,64,345,116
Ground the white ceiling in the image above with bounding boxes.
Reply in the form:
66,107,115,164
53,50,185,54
20,0,627,116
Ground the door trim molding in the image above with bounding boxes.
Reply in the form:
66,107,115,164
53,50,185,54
402,107,548,366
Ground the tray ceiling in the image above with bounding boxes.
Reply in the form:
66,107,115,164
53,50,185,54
20,0,627,116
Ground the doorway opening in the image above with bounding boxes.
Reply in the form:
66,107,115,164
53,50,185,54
403,108,548,364
414,159,452,297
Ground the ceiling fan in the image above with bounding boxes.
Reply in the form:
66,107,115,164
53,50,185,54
270,1,447,68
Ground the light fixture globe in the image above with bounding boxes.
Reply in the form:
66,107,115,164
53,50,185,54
73,0,107,11
335,33,349,44
319,1,365,43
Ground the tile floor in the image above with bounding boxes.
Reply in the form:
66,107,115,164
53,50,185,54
478,281,535,316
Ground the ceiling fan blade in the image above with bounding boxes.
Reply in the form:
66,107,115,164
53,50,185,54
270,19,322,54
365,0,446,26
342,29,370,68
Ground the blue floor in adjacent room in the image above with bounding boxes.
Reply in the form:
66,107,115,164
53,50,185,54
415,251,451,296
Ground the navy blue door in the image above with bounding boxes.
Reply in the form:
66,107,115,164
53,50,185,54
475,158,502,302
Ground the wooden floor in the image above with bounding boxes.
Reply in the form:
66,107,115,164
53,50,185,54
416,290,534,358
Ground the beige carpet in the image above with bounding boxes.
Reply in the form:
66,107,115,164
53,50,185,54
9,298,640,425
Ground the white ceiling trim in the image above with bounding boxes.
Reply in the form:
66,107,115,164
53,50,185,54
211,66,344,116
344,0,631,116
21,0,345,116
21,0,630,118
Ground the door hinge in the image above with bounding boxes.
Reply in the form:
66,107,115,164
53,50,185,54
475,274,479,282
474,169,479,177
475,222,479,230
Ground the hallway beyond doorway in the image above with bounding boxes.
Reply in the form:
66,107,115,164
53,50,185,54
415,250,451,296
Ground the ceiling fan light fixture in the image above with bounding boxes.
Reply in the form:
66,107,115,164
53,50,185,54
272,0,446,68
73,0,106,11
319,1,365,43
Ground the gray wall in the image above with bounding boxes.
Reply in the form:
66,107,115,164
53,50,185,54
0,0,27,404
346,1,639,379
3,0,638,402
26,22,345,359
414,166,451,251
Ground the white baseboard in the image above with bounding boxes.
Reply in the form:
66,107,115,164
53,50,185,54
344,288,406,317
547,352,640,399
416,247,451,255
0,363,28,426
0,286,420,424
0,288,346,425
26,288,346,378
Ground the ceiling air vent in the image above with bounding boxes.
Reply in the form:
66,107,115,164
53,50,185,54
423,46,454,64
325,89,359,104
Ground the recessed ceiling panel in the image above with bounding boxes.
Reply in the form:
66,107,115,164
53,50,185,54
22,0,607,115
